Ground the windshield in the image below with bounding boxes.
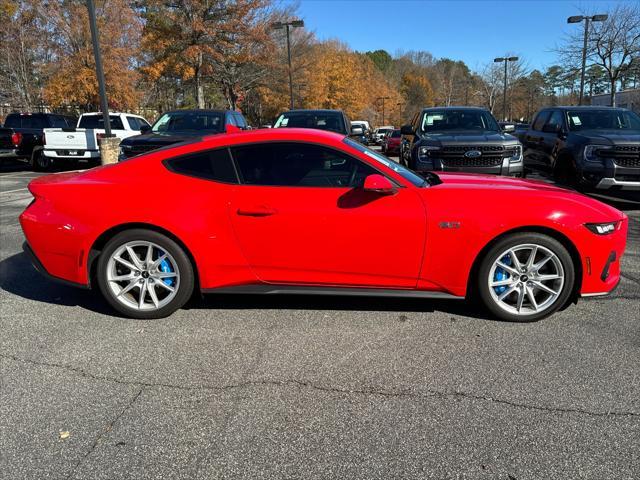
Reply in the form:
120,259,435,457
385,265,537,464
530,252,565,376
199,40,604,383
390,130,401,138
152,112,223,133
420,109,500,133
343,138,427,187
567,109,640,131
378,128,392,135
274,112,345,134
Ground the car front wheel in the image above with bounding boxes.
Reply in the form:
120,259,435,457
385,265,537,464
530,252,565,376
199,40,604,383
477,233,575,322
97,229,195,319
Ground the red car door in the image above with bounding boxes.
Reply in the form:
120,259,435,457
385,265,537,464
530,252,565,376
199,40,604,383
228,142,427,288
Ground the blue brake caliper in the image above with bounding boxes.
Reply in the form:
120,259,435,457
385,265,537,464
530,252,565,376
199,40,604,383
493,255,511,294
159,255,175,287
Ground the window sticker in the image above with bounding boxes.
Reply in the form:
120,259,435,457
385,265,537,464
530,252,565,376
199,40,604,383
570,115,582,126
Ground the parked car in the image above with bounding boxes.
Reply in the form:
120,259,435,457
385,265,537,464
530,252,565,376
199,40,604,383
0,112,75,169
41,112,150,170
21,128,626,322
519,106,640,191
351,120,372,144
382,129,402,156
400,107,523,177
274,109,363,137
119,110,248,160
373,126,394,144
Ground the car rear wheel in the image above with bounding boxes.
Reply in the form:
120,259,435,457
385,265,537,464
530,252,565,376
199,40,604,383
477,233,575,322
32,151,51,172
97,229,194,319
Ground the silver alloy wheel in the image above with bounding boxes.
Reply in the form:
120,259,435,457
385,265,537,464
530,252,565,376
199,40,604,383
106,241,180,311
487,243,565,317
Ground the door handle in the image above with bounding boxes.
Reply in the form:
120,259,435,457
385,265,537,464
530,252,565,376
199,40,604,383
236,206,277,217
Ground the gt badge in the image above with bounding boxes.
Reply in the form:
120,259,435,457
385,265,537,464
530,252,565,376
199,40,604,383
439,221,461,229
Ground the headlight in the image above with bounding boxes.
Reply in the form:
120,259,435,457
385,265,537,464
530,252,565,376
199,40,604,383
508,145,522,163
584,145,610,163
584,221,620,235
419,146,440,158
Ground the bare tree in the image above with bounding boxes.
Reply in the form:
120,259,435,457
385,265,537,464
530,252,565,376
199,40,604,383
558,5,640,106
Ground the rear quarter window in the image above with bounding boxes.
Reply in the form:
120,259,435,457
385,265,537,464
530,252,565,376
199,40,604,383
165,149,238,184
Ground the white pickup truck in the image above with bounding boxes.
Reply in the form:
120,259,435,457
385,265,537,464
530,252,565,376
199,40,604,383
41,112,150,169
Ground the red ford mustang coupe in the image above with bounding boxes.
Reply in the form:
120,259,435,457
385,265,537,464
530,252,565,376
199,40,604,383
20,128,627,321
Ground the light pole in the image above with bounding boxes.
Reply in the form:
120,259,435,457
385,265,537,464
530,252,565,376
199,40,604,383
376,96,390,126
494,56,519,121
567,14,608,106
86,0,111,136
272,19,304,110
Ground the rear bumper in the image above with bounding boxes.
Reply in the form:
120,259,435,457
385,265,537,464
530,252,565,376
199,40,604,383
23,241,89,289
43,149,100,160
0,148,19,158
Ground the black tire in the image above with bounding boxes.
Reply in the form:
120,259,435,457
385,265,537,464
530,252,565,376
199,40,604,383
96,229,195,319
553,156,577,189
32,151,51,172
476,232,575,322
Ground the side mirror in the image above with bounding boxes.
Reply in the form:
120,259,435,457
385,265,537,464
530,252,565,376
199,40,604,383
350,125,364,135
363,174,396,195
140,124,151,133
502,124,515,133
400,125,414,135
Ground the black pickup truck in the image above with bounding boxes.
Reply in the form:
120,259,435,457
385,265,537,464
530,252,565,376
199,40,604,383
519,106,640,192
119,109,248,160
0,112,75,169
400,107,524,177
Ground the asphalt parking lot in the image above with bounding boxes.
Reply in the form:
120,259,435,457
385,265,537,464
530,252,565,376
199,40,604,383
1,158,639,479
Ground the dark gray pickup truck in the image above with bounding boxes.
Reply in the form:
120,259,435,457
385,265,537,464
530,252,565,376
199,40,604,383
518,106,640,191
400,107,523,177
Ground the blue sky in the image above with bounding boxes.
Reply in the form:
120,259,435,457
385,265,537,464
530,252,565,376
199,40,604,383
291,0,632,72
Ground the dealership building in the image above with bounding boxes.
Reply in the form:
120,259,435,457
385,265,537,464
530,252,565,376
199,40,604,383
591,88,640,113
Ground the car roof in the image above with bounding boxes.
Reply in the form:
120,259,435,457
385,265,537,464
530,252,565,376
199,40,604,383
281,109,344,114
422,106,489,112
161,109,235,115
546,106,630,111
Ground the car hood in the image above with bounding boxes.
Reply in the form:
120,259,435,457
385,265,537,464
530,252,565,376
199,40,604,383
422,131,516,143
572,130,640,145
430,172,624,220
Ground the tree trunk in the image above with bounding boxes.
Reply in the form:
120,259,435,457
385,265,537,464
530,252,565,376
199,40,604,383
610,79,616,107
195,53,204,109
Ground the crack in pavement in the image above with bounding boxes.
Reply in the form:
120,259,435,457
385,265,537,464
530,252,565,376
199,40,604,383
65,388,143,480
3,353,639,419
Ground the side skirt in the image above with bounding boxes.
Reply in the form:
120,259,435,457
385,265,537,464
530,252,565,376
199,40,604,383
202,284,465,300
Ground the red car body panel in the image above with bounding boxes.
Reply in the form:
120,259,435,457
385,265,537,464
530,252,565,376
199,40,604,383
20,128,627,299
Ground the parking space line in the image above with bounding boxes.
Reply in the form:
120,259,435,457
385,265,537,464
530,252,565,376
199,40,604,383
0,188,29,194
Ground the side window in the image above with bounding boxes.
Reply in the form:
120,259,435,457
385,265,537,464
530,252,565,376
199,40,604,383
234,113,247,129
532,111,550,131
166,149,238,183
231,142,377,188
126,116,140,130
545,110,564,131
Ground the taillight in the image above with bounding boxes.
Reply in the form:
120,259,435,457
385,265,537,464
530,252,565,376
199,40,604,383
96,133,106,141
11,132,22,147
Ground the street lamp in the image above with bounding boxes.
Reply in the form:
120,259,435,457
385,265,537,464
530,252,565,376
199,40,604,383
272,19,304,110
86,0,111,136
376,96,390,126
494,56,519,121
567,14,608,105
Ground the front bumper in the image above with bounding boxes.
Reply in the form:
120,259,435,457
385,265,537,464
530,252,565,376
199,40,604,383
581,158,640,191
416,157,524,176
